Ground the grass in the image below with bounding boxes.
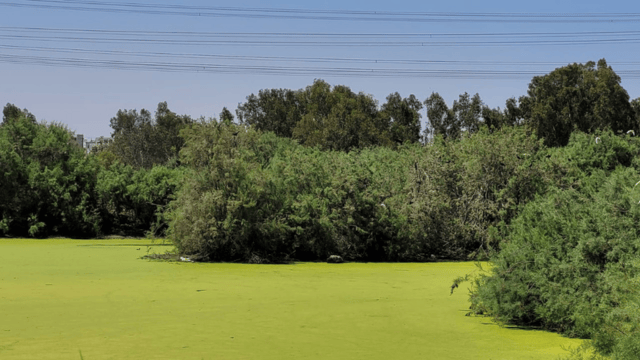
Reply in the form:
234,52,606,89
0,239,583,359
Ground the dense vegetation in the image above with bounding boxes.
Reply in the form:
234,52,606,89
166,122,542,263
2,58,640,358
465,131,640,358
0,104,185,238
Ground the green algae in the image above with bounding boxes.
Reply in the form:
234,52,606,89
0,239,582,359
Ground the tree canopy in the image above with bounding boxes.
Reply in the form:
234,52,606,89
106,102,193,168
521,59,637,147
236,80,423,151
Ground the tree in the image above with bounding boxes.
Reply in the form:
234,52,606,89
632,97,640,125
380,93,423,145
0,111,101,237
2,103,36,124
154,101,192,161
236,88,303,137
503,97,524,127
424,92,457,140
219,107,234,124
292,80,389,151
452,92,483,137
481,98,524,132
521,59,637,147
107,102,192,168
108,108,156,168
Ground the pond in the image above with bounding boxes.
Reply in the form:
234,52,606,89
0,239,582,359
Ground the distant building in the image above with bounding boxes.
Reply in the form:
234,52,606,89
75,134,84,148
74,134,100,153
84,139,98,153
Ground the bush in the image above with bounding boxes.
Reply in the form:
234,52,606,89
400,126,547,259
0,113,101,237
469,130,640,359
96,163,185,236
166,123,549,262
0,107,185,238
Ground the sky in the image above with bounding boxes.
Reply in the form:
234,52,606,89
1,0,640,139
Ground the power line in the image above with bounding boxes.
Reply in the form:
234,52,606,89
3,44,640,68
2,1,640,22
4,27,640,38
3,32,640,47
2,53,640,79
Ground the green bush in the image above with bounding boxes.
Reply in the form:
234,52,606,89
0,107,185,238
166,123,547,262
0,113,101,237
400,126,547,259
469,130,640,359
96,162,185,236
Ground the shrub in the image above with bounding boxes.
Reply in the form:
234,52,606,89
469,131,640,359
0,113,101,237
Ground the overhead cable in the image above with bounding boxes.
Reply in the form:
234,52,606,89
2,53,640,79
2,0,640,22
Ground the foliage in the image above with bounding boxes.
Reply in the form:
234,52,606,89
96,162,185,236
469,130,640,359
424,92,522,141
219,107,235,124
166,121,546,262
292,80,391,151
106,102,193,169
236,87,302,137
166,121,291,262
0,106,101,237
424,92,457,140
402,126,547,259
0,103,185,238
380,92,423,145
237,80,423,151
2,103,36,124
481,97,524,132
521,59,637,147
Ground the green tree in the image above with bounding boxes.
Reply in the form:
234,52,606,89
2,103,36,124
481,98,524,132
380,93,423,145
292,80,389,151
632,97,640,125
219,107,235,124
96,162,185,236
154,101,192,161
107,102,192,168
236,88,302,137
0,107,101,237
452,92,483,136
521,59,637,147
424,92,457,140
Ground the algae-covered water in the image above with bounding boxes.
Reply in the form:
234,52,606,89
0,239,582,359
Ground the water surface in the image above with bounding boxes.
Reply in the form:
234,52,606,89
0,239,582,359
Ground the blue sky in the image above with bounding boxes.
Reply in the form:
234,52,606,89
1,0,639,139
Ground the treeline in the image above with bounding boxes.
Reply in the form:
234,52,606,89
236,80,422,150
237,59,638,148
0,104,185,238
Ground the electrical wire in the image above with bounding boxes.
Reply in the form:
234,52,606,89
2,27,640,47
4,27,640,38
2,0,640,23
2,53,640,79
3,43,640,68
